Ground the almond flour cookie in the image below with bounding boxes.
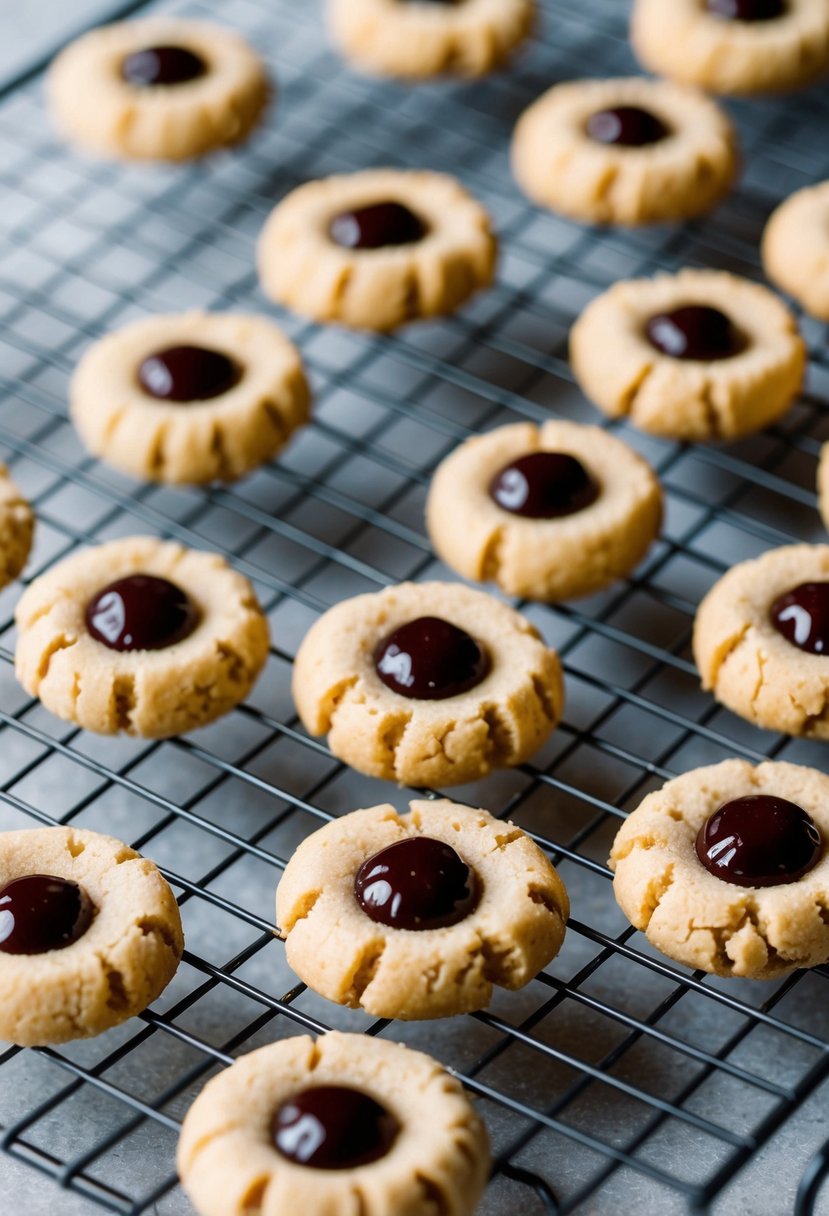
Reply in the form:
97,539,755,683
258,170,496,332
511,77,738,227
15,536,269,738
426,421,663,602
177,1031,489,1216
293,581,563,787
693,544,829,738
327,0,534,79
570,269,805,441
71,313,309,485
0,825,182,1045
632,0,829,97
762,181,829,321
277,800,568,1020
610,759,829,979
48,18,270,161
0,464,34,589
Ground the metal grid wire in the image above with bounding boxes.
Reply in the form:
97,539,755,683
2,0,829,1212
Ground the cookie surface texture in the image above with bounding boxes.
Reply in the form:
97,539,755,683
763,181,829,321
48,18,270,161
0,464,34,589
292,581,563,786
15,535,270,738
327,0,534,79
693,544,829,738
258,169,496,331
426,420,663,601
277,799,568,1019
570,269,805,441
71,313,309,485
511,76,738,226
177,1031,490,1216
0,826,182,1044
610,759,829,978
632,0,829,96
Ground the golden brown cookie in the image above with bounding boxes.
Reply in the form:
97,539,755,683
177,1032,490,1216
570,269,806,441
426,420,663,601
277,799,568,1020
0,464,34,589
48,18,270,161
0,825,182,1045
762,181,829,321
70,313,310,485
610,759,829,979
257,170,496,332
693,544,829,738
511,76,738,227
292,581,563,787
15,535,269,738
632,0,829,96
327,0,535,79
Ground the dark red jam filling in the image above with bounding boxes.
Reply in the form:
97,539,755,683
355,836,480,930
121,45,207,87
585,106,670,148
489,451,600,519
329,202,427,250
272,1086,399,1169
85,574,199,652
373,616,490,700
0,875,95,954
645,305,746,361
707,0,785,20
696,795,822,887
770,582,829,655
138,345,241,403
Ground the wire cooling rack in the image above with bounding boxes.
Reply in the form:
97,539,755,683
2,0,829,1212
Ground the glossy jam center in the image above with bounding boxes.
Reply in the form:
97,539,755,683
121,45,207,87
0,875,95,955
373,615,490,700
138,345,241,403
355,836,480,930
645,305,746,361
329,202,427,250
272,1086,399,1169
489,451,600,519
706,0,785,20
585,106,670,148
696,795,822,887
86,574,199,652
771,582,829,655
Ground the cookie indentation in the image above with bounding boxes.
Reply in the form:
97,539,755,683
121,45,207,86
355,837,480,929
645,304,746,361
0,874,95,955
696,794,822,887
272,1086,399,1169
86,574,199,652
138,345,241,403
585,105,670,147
374,616,490,701
329,200,427,249
489,451,600,520
771,582,829,655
